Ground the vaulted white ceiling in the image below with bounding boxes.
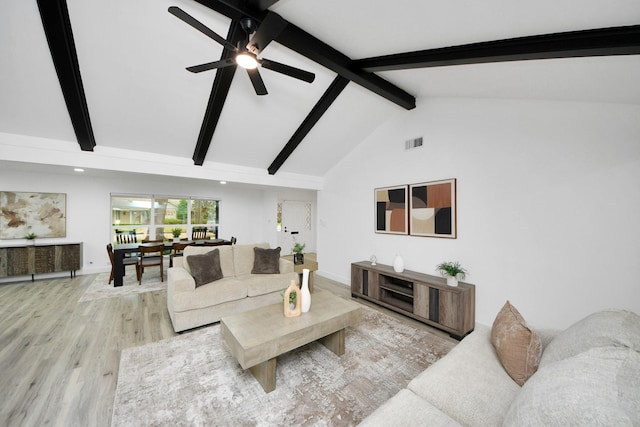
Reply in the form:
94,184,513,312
1,0,639,187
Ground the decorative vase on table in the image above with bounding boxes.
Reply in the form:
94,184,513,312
283,280,301,317
301,268,311,313
393,254,404,273
447,276,459,287
294,252,304,265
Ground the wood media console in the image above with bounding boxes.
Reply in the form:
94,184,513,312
351,261,475,339
0,243,82,281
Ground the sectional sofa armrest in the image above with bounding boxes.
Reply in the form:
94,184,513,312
168,266,196,292
279,257,295,274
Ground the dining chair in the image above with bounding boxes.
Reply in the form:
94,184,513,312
106,243,139,284
230,236,237,245
191,226,207,240
169,241,194,267
137,243,165,285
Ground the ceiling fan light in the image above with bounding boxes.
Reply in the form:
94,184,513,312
236,53,258,69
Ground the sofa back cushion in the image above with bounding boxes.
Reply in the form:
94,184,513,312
540,309,640,367
233,243,269,276
503,346,640,426
183,245,234,277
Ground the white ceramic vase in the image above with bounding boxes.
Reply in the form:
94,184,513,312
301,268,311,313
447,276,459,287
393,254,404,273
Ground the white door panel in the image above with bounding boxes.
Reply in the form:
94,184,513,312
278,200,312,254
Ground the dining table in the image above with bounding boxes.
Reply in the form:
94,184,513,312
112,239,228,287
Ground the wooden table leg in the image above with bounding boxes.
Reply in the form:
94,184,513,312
319,329,345,356
249,357,277,393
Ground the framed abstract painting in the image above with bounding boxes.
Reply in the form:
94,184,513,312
409,179,456,238
375,185,408,235
0,191,67,239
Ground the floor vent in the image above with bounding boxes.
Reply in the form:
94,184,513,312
405,137,423,150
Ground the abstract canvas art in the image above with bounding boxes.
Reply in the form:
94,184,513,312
0,192,67,239
375,185,408,235
409,179,456,238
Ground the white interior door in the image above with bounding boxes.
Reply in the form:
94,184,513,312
278,201,312,254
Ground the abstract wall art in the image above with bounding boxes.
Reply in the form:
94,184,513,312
0,191,67,239
409,179,456,238
375,185,408,235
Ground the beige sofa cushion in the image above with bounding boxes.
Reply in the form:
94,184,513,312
408,326,521,426
172,277,247,312
491,301,542,386
504,346,640,426
242,272,298,297
233,243,269,276
359,388,461,427
540,309,640,367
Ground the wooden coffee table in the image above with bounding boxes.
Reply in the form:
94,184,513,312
220,291,362,393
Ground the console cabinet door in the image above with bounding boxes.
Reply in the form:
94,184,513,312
438,288,460,331
413,282,429,319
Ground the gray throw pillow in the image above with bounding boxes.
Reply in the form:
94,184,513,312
186,249,223,287
251,246,281,274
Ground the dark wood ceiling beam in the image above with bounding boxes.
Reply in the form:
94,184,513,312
274,24,415,110
355,25,640,72
268,76,350,175
192,20,245,165
196,1,416,110
36,0,96,151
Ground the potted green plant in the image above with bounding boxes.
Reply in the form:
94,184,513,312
25,232,36,245
436,261,467,287
281,288,297,309
292,242,305,265
171,228,182,242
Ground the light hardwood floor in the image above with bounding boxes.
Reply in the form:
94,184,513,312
0,270,455,427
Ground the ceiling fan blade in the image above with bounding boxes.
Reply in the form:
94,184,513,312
246,11,287,55
187,58,236,73
246,68,268,95
168,6,237,52
260,58,315,83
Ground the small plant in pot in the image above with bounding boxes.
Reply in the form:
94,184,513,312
25,233,36,245
171,228,182,242
292,242,305,265
281,289,297,310
436,261,467,287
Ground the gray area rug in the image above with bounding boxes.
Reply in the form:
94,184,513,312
78,269,166,302
112,304,456,426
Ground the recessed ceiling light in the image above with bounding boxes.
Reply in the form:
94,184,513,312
220,181,227,185
74,168,85,172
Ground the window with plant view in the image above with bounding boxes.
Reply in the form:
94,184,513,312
111,194,219,243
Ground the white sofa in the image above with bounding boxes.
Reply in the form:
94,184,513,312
167,243,298,332
360,309,640,426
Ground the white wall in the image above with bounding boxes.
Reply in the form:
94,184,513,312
317,97,640,329
0,169,316,281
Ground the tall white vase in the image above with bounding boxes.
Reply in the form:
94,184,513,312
393,254,404,273
301,268,311,313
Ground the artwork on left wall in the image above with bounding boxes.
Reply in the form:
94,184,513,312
0,192,67,239
375,185,408,235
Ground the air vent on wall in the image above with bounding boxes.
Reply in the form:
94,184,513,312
405,137,423,150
